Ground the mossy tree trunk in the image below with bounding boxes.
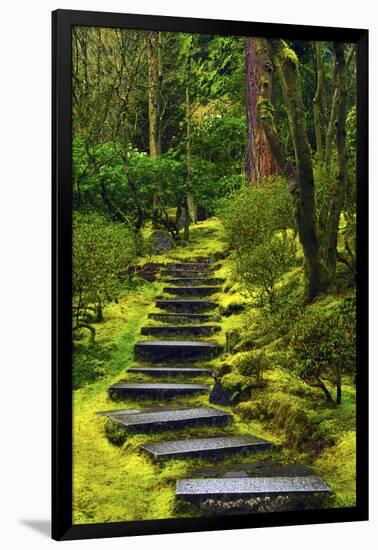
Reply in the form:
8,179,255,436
245,37,279,184
313,42,324,162
183,37,194,241
258,38,329,302
325,45,355,176
326,43,348,279
148,31,162,229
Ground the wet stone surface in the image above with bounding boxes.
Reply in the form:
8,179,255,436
140,325,221,337
109,382,210,399
176,476,331,500
193,462,315,479
155,299,218,313
134,340,219,361
164,287,220,297
140,435,272,460
111,407,233,433
148,312,221,323
127,366,213,377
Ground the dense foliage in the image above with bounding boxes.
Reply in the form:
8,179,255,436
219,179,297,307
71,29,358,523
73,212,137,340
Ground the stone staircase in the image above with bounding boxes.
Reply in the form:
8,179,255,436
100,258,331,515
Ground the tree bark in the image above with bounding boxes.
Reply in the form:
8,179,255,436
258,39,328,302
183,37,194,241
245,37,279,183
148,31,162,229
325,45,356,172
326,43,348,278
315,376,334,403
313,42,324,161
77,322,96,343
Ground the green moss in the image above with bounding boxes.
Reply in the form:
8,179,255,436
315,431,356,507
221,372,250,392
235,400,266,420
257,96,275,123
143,217,226,264
219,294,248,316
105,418,128,446
281,42,299,66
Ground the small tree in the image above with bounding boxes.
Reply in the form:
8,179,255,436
290,295,356,405
73,212,137,341
235,235,297,308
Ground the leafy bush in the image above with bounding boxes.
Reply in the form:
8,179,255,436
73,212,138,340
290,293,356,404
235,351,269,385
219,179,297,308
219,178,295,250
234,234,297,307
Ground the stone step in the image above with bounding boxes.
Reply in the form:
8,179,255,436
164,278,225,287
109,382,209,399
156,299,218,313
134,340,219,361
109,407,233,433
176,476,331,501
140,435,272,460
141,325,221,337
166,262,211,269
148,312,221,324
127,366,213,377
161,270,209,278
164,286,220,297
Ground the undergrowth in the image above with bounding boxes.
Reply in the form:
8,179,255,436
73,217,357,524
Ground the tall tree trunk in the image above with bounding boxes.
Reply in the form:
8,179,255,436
148,31,161,229
325,45,356,175
326,43,348,278
183,37,194,241
245,38,279,183
313,42,324,161
258,39,328,302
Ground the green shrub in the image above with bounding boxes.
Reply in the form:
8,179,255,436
73,212,138,341
234,351,269,385
105,418,127,446
234,235,297,308
218,179,297,308
218,178,295,251
290,293,356,405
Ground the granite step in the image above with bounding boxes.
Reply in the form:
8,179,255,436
161,270,209,278
109,407,233,433
141,325,221,337
127,366,213,377
140,435,272,460
156,299,218,313
148,312,220,324
134,340,219,361
164,286,220,297
175,476,331,501
166,262,211,270
109,382,209,399
164,278,225,287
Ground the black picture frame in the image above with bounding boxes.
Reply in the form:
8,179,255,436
52,9,369,541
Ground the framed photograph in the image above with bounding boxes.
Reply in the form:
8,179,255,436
52,9,368,541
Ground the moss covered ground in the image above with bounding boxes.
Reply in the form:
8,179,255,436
73,217,356,525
